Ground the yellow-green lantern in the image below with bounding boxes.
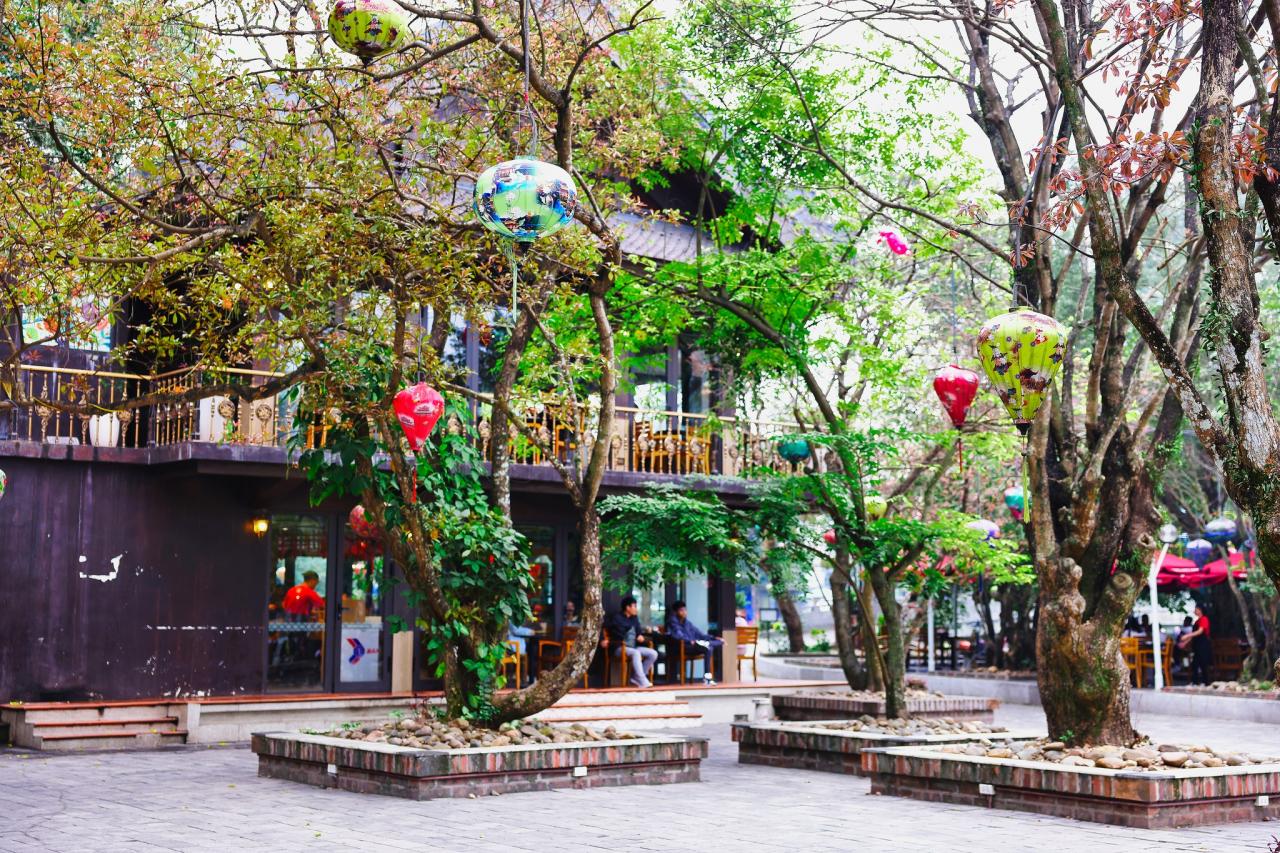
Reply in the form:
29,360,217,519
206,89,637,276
327,0,411,62
976,308,1067,434
865,494,888,521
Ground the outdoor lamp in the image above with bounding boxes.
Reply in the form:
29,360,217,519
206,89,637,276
1158,523,1179,545
251,516,270,537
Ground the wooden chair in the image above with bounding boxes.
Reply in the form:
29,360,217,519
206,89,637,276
674,639,717,683
737,626,759,681
1135,638,1173,688
1210,638,1246,682
535,626,587,688
501,640,524,688
1120,637,1144,687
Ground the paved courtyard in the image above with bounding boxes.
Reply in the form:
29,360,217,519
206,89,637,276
2,704,1279,852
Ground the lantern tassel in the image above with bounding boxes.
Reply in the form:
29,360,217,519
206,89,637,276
956,435,964,474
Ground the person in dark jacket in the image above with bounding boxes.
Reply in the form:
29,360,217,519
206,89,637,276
665,600,723,684
605,596,658,687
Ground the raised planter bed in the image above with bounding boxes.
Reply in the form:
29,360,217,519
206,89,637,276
733,720,1037,776
252,730,707,800
772,690,998,723
1165,684,1279,700
862,745,1280,829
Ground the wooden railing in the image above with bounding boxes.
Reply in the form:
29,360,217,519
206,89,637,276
3,365,810,478
464,398,805,479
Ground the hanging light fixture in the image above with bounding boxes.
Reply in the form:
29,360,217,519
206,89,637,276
865,494,888,521
976,308,1068,434
327,0,412,63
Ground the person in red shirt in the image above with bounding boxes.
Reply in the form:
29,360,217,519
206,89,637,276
283,571,325,618
1178,605,1212,684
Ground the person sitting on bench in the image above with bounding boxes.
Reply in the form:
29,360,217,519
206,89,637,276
665,600,723,684
605,596,658,687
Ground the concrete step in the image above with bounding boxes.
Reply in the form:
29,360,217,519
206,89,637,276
22,703,180,725
31,717,181,738
34,729,189,751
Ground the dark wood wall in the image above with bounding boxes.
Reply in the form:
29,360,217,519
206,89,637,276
1,457,272,701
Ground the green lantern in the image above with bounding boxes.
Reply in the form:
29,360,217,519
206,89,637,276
473,158,578,242
865,494,888,521
976,307,1067,434
327,0,411,61
0,468,5,500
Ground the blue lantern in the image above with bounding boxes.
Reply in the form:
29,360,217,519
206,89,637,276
1185,538,1213,569
1204,517,1237,544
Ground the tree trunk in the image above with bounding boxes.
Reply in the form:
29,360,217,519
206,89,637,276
1036,589,1137,744
1218,545,1263,679
868,567,907,718
775,588,807,653
830,554,869,689
974,578,1000,668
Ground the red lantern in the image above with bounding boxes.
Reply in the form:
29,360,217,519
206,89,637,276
349,505,378,540
933,365,980,428
392,383,445,452
932,365,980,471
823,529,837,545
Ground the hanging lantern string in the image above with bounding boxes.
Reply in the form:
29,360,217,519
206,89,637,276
1013,101,1063,311
520,0,537,158
948,271,959,359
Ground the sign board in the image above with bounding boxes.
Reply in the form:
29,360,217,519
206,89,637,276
340,623,382,682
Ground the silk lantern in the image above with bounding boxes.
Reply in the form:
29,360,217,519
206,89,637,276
967,518,1000,542
1185,538,1213,569
349,505,379,540
877,230,910,256
933,365,980,429
474,158,578,242
1204,517,1237,544
327,0,411,61
976,308,1067,434
0,468,5,500
1003,486,1025,522
392,383,444,452
865,494,888,521
777,438,811,465
823,529,837,545
933,364,980,471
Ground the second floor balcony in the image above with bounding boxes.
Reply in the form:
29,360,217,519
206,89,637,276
2,364,809,482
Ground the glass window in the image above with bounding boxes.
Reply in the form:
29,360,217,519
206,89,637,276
266,514,328,693
681,576,711,632
517,525,555,629
338,525,385,685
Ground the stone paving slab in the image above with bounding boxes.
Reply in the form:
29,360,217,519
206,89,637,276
2,705,1279,852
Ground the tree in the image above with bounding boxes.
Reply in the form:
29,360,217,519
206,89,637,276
730,0,1214,743
0,0,674,722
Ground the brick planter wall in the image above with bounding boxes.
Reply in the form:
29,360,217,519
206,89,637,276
862,746,1280,829
252,731,707,800
771,692,998,723
732,721,1036,777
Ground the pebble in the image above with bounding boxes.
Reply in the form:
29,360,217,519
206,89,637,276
1095,756,1126,770
1161,752,1189,767
1061,756,1095,767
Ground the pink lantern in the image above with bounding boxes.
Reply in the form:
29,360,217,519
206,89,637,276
823,529,837,545
392,383,444,451
878,230,910,256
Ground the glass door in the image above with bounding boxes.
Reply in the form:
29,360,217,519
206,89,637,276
336,525,390,691
266,514,329,693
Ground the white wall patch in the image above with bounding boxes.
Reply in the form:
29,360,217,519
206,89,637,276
79,554,123,583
